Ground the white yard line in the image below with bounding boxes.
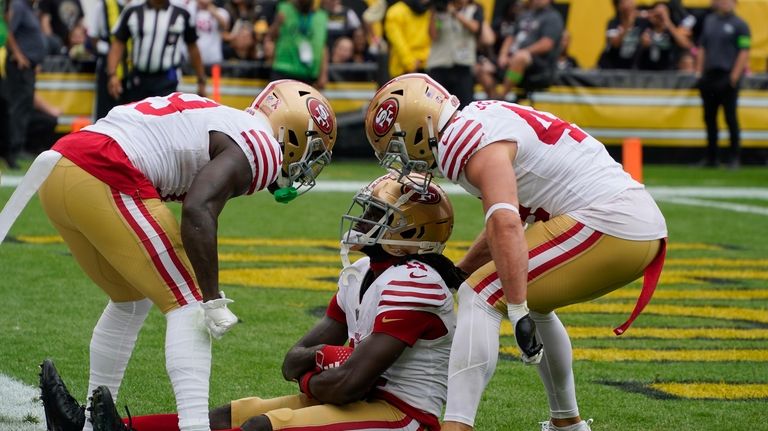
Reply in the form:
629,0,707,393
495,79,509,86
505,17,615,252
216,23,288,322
2,175,768,216
0,373,46,431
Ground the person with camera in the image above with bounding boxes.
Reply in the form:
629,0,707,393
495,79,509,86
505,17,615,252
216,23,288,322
426,0,484,107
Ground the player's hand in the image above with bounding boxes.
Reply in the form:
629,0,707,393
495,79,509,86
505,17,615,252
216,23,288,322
315,345,354,370
201,291,239,339
507,301,543,365
108,75,123,100
12,51,31,69
196,80,207,97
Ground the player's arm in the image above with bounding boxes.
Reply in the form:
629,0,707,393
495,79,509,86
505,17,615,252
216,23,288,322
305,332,408,405
181,131,253,302
464,140,527,304
282,315,348,381
457,227,492,275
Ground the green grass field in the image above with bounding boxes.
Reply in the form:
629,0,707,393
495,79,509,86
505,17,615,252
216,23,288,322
1,162,767,430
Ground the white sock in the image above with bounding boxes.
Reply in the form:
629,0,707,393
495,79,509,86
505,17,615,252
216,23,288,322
530,310,579,419
84,299,153,431
165,302,212,431
444,283,502,426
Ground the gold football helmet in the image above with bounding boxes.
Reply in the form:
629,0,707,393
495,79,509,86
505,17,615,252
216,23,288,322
364,73,460,192
341,172,454,258
247,80,337,202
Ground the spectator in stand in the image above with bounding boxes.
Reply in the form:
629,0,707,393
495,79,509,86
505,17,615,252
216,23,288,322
677,50,695,73
322,0,361,52
2,0,46,170
194,0,229,68
351,27,374,63
598,0,647,69
66,22,92,62
330,35,354,64
556,30,579,72
269,0,328,88
637,2,692,71
253,18,274,65
426,0,483,107
39,0,83,55
86,0,129,120
384,0,431,77
497,0,563,98
223,0,275,62
475,0,521,99
696,0,750,169
106,0,207,102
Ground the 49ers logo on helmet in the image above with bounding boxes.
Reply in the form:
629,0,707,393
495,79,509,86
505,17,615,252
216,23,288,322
307,97,334,134
373,98,399,137
402,184,442,204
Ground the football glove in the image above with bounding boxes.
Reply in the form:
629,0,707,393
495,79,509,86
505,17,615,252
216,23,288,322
316,345,354,370
201,291,239,339
508,301,543,365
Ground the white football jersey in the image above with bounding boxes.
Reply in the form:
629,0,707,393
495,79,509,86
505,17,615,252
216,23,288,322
84,92,282,199
436,100,667,240
335,257,455,419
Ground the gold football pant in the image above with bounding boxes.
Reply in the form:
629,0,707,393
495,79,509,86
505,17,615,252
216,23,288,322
38,158,201,313
467,215,662,314
231,395,426,430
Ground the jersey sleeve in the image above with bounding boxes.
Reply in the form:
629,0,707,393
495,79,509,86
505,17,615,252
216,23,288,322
437,114,486,181
222,115,282,194
374,263,451,342
182,8,198,43
539,11,563,45
373,309,448,346
112,6,133,41
326,293,346,323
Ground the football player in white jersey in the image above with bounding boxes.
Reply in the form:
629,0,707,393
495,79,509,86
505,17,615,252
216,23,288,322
47,173,464,431
8,80,337,431
364,74,668,431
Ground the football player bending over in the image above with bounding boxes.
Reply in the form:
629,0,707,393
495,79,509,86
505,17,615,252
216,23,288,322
42,172,466,431
364,74,668,431
15,81,337,431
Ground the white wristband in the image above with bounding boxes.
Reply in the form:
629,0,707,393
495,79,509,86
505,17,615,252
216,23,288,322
485,203,520,224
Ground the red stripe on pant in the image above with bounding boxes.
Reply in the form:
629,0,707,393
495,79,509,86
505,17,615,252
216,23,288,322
111,189,200,305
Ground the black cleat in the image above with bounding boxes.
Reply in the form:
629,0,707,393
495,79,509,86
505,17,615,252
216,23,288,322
39,359,86,431
89,386,133,431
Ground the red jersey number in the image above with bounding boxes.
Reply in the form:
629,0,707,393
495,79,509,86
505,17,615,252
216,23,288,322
475,100,587,145
133,92,220,116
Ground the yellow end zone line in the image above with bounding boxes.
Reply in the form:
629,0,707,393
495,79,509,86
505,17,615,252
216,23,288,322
563,303,768,325
648,383,768,400
16,236,724,252
500,347,768,362
499,324,768,340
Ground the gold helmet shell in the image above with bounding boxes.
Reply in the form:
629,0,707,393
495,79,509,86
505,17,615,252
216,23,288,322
341,172,454,257
248,80,337,200
365,73,460,191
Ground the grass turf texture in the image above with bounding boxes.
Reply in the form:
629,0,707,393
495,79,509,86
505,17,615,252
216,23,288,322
0,162,767,430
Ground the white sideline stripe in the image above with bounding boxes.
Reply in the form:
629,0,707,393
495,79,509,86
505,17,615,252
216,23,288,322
0,373,47,431
3,176,768,216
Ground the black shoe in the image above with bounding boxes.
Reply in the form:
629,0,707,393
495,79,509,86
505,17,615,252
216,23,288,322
89,386,133,431
39,359,86,431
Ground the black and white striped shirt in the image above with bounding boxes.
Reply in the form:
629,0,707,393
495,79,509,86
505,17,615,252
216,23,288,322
112,0,197,73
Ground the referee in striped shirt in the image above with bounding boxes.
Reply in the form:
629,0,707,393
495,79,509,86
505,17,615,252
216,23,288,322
106,0,207,103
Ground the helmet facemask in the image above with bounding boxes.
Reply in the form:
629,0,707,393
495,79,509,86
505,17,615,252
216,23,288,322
272,121,333,202
339,176,448,268
377,122,438,195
